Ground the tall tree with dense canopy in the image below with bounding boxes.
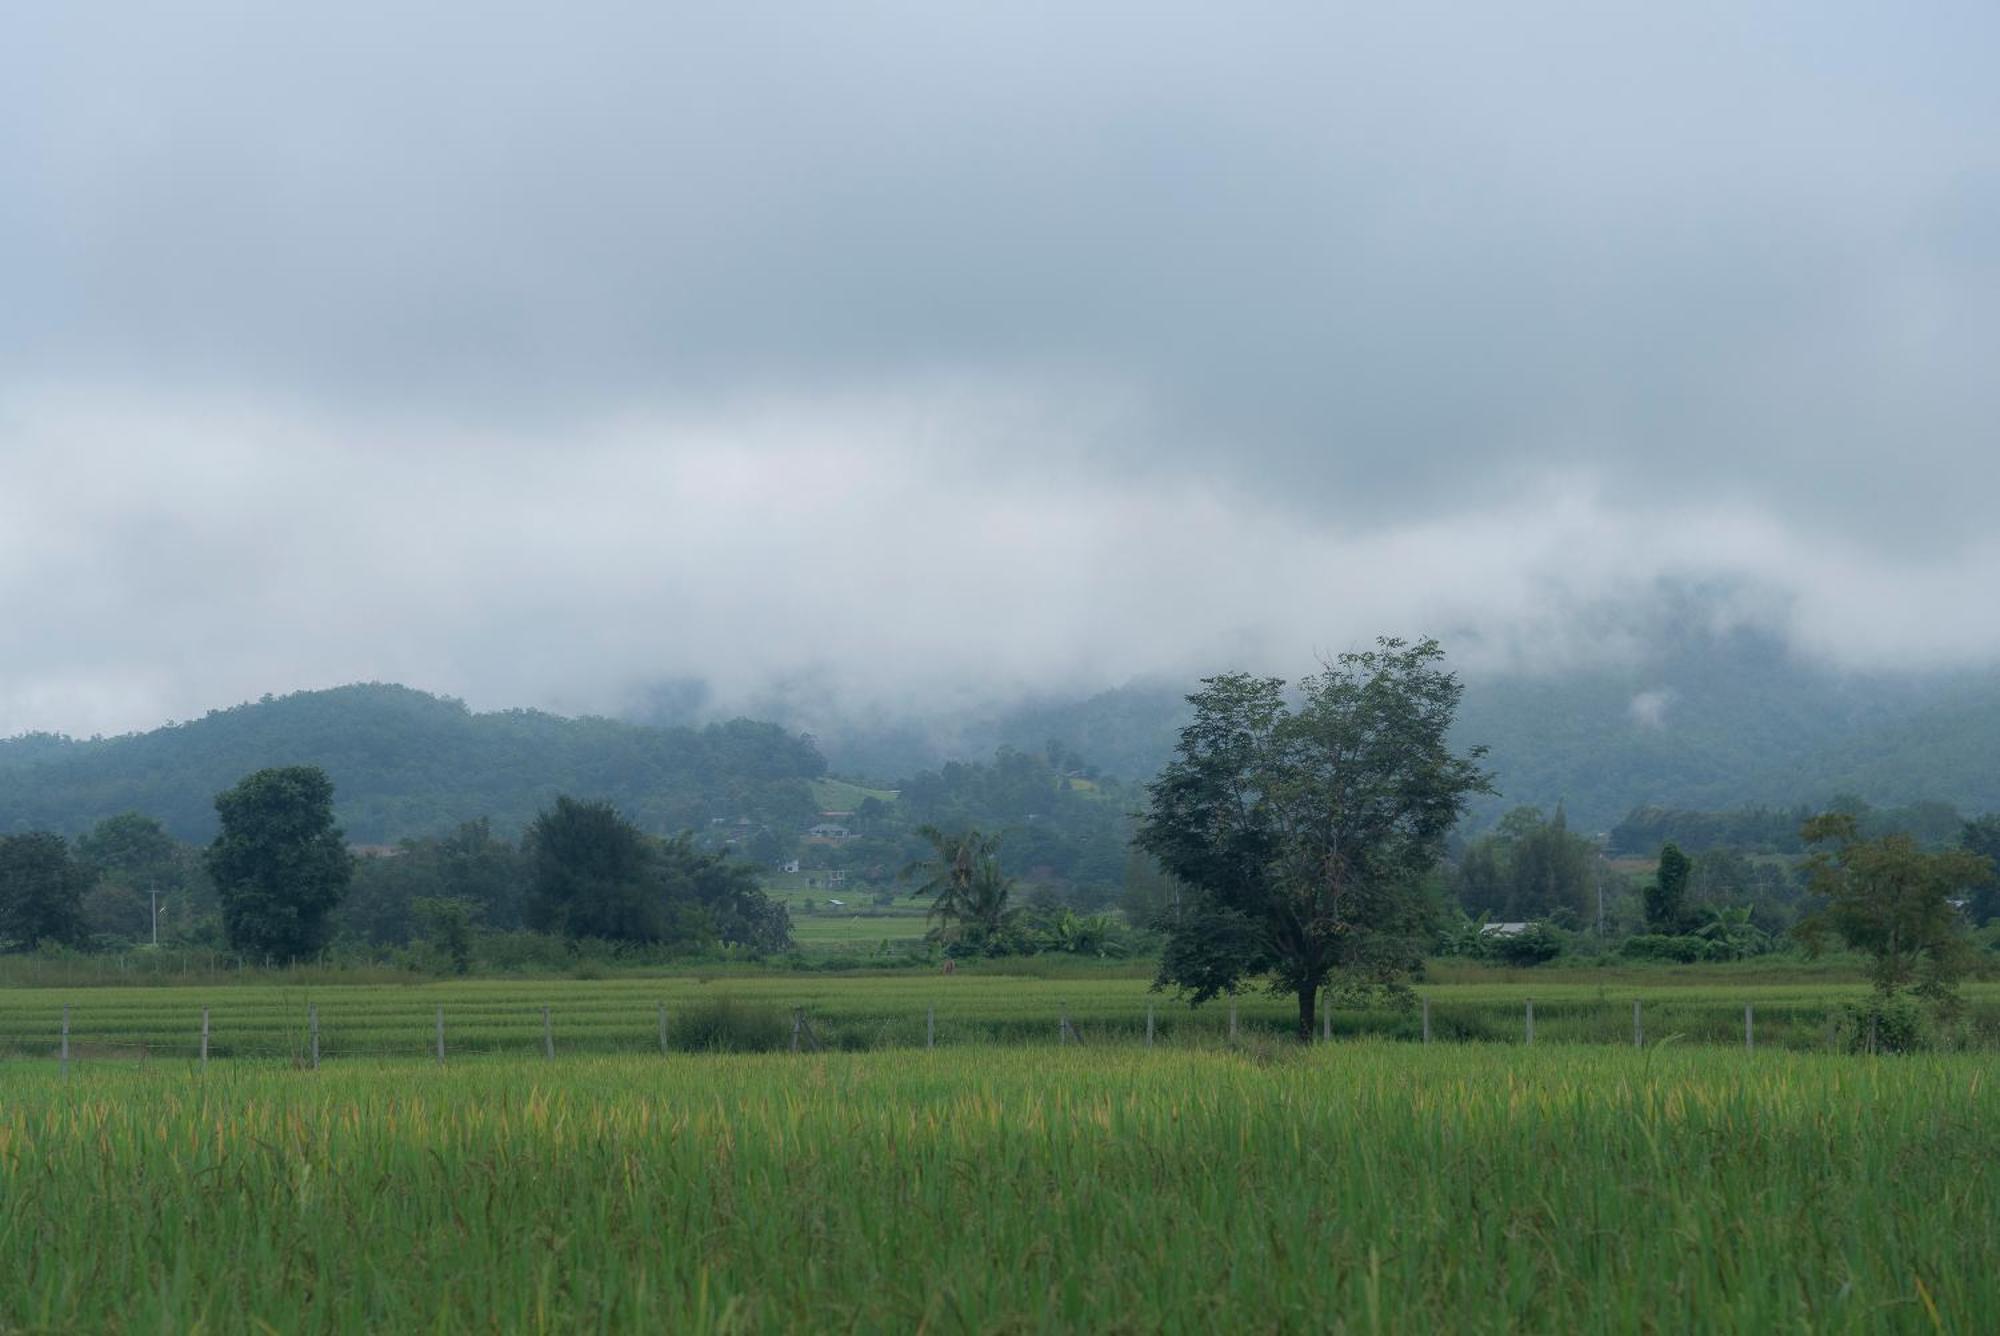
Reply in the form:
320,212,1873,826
0,832,89,949
525,797,660,941
1644,842,1692,932
1796,813,1993,1006
525,797,792,951
1137,638,1493,1041
206,767,353,962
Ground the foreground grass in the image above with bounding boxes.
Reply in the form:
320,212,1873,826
2,1044,1995,1332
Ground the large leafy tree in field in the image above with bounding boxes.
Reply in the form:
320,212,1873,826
0,831,90,949
1796,813,1993,1006
206,767,353,962
1137,638,1493,1042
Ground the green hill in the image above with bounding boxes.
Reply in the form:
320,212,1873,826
0,684,825,844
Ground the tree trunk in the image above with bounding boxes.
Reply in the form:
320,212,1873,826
1297,984,1316,1044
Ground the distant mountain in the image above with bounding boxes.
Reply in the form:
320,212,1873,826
733,631,2000,834
0,684,825,844
10,637,1998,851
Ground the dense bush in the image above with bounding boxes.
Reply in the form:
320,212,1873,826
1486,923,1566,967
668,996,791,1052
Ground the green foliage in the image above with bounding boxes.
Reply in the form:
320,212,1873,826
409,897,478,974
206,767,353,963
1139,638,1493,1040
1689,903,1771,959
1795,812,1994,1005
0,831,89,949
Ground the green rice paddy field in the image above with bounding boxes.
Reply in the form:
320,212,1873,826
2,1044,1995,1332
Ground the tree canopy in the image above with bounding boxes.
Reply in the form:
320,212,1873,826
1137,638,1492,1041
206,766,354,962
1795,812,1994,1006
524,797,791,952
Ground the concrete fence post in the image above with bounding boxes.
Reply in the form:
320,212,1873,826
1321,989,1331,1043
1059,1003,1069,1045
1146,1002,1155,1048
543,1005,554,1060
309,1005,319,1070
1525,998,1535,1046
926,1005,935,1051
200,1007,210,1071
1745,1003,1754,1053
791,1008,802,1054
60,1005,70,1078
435,1006,445,1065
659,1002,669,1055
1228,999,1238,1043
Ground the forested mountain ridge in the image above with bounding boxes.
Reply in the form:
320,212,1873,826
0,684,825,844
765,631,2000,834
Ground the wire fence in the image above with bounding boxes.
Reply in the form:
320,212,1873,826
5,992,1994,1069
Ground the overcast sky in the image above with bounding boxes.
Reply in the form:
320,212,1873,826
4,3,1998,737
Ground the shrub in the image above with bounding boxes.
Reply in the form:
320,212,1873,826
1831,996,1934,1054
668,996,791,1053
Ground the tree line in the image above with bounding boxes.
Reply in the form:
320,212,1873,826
0,766,793,964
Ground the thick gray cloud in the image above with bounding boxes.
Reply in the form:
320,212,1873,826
2,3,1997,736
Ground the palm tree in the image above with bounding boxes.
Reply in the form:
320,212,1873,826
901,826,999,940
958,858,1019,943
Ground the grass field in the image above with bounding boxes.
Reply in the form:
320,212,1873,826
2,1044,1995,1331
6,973,2000,1062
